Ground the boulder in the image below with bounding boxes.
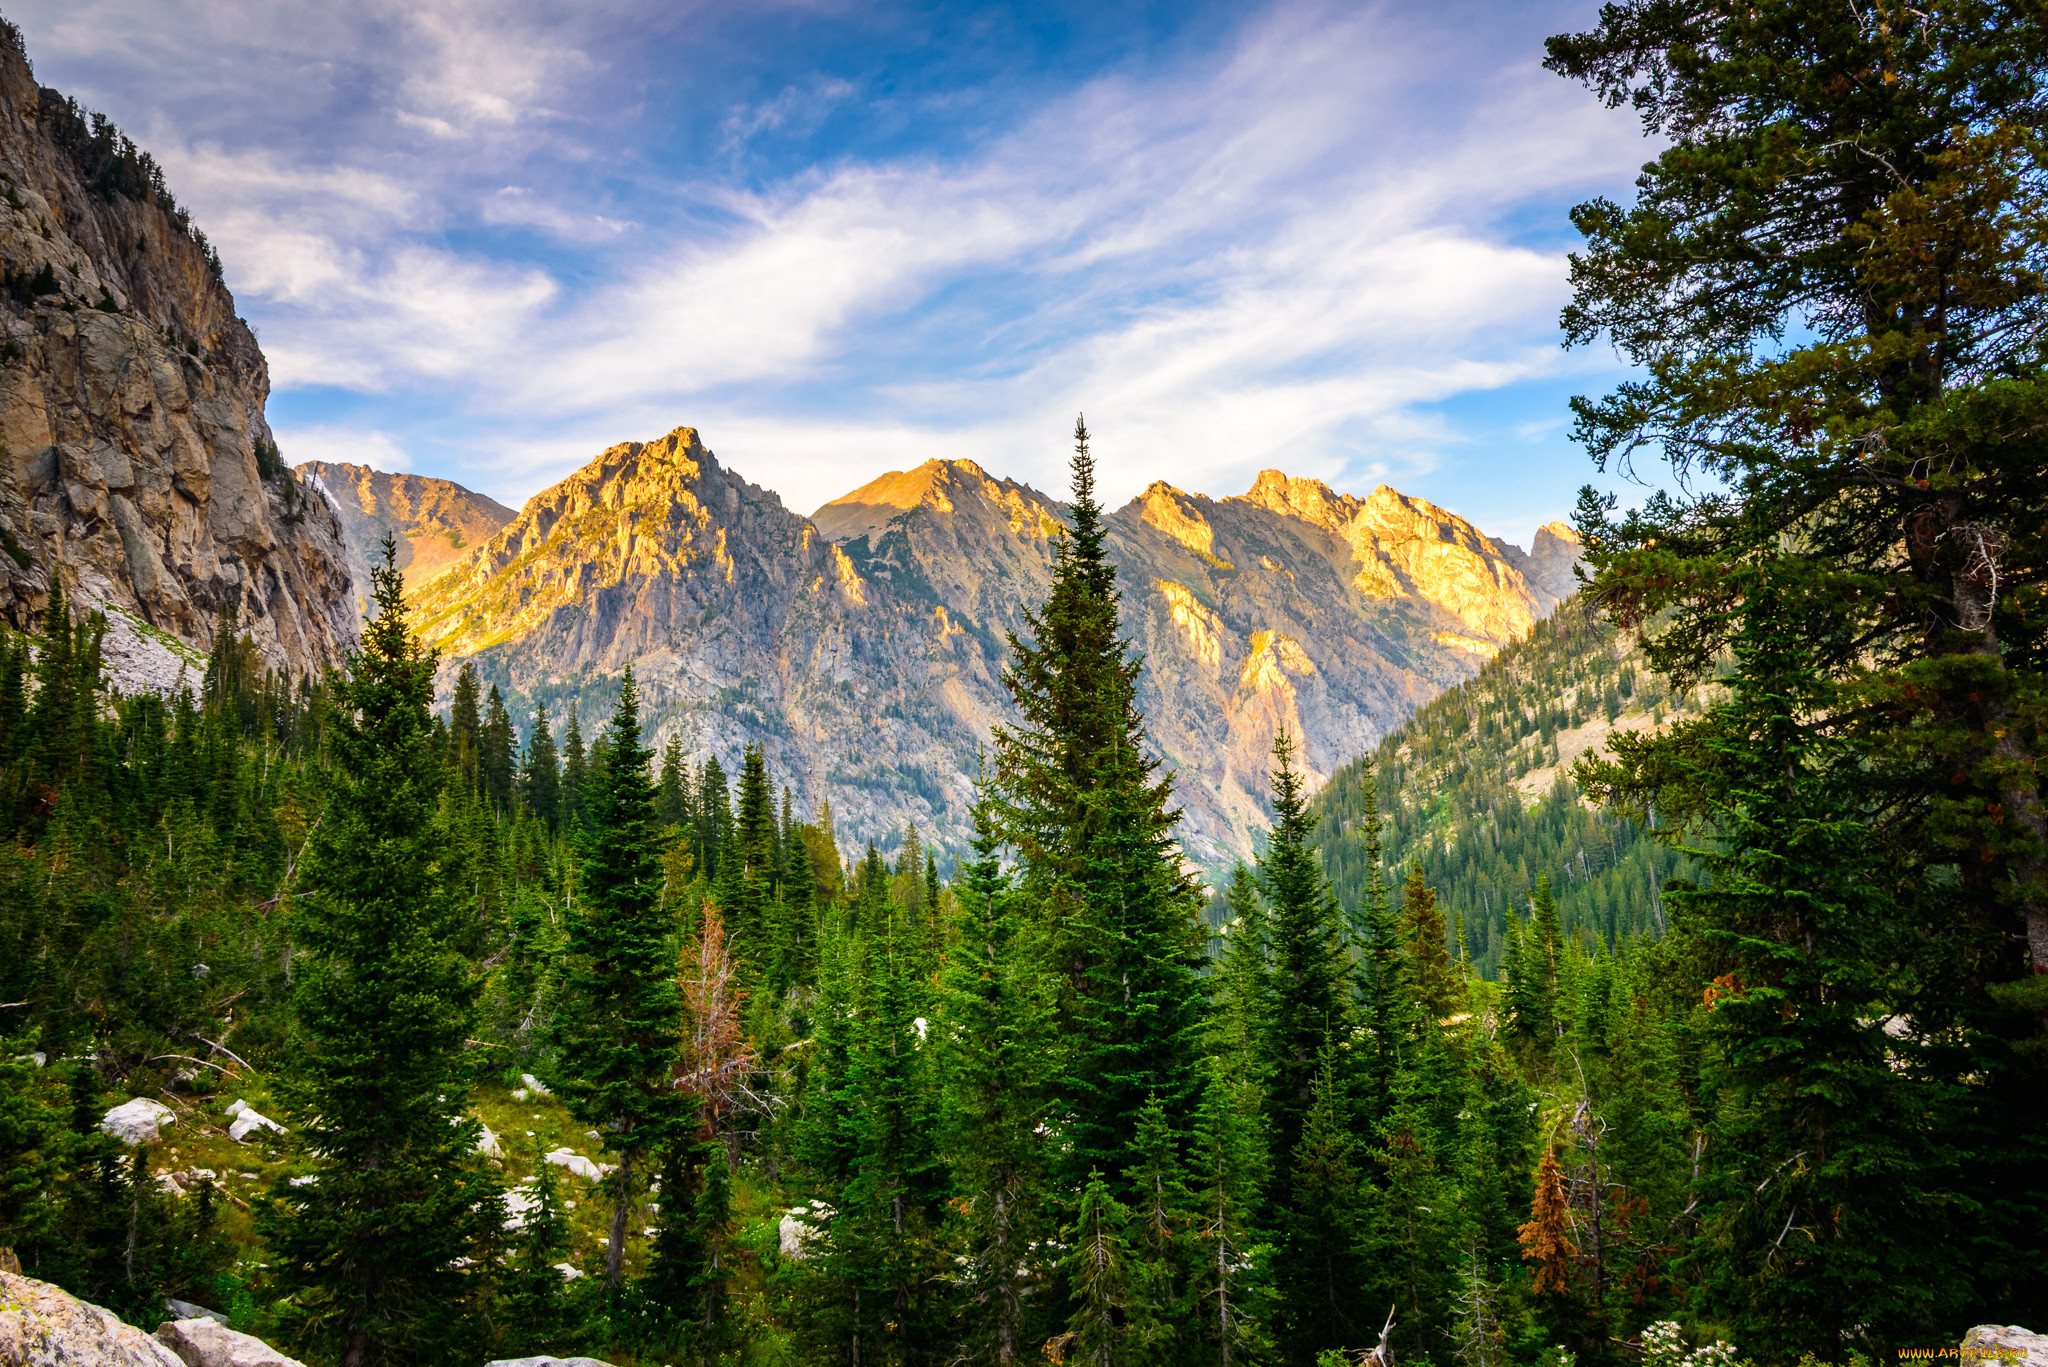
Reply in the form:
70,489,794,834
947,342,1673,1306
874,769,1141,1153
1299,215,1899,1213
484,1357,615,1367
520,1073,551,1096
1964,1327,2048,1367
226,1108,283,1144
102,1097,176,1146
154,1317,306,1367
476,1122,503,1158
163,1299,229,1326
0,1269,186,1365
542,1148,604,1182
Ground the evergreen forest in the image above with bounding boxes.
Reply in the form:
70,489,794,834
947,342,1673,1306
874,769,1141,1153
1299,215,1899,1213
2,5,2046,1367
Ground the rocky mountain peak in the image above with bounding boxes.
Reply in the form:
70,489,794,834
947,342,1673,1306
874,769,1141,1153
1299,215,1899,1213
1232,468,1365,530
0,28,355,687
298,460,513,612
812,457,1061,547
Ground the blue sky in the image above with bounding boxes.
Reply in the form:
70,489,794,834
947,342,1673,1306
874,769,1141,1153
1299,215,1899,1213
13,0,1657,549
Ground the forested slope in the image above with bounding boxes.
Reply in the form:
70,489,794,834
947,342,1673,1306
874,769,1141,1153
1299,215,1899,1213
1309,596,1709,976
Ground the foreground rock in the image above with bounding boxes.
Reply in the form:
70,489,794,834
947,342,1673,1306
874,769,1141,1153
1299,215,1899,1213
155,1317,306,1367
0,1269,184,1366
484,1358,617,1367
0,27,355,683
1965,1326,2048,1367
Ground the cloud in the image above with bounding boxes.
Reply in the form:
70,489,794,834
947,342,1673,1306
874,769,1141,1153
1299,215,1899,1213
276,426,415,472
8,0,1652,529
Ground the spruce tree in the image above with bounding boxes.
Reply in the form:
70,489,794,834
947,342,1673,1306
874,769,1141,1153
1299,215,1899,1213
560,706,587,832
263,547,498,1367
449,661,482,793
935,790,1056,1364
994,416,1206,1199
657,733,691,830
1398,862,1458,1024
521,700,561,832
1257,731,1357,1171
550,667,687,1289
481,684,515,811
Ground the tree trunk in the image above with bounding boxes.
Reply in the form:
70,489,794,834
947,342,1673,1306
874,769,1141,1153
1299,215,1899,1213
606,1149,633,1286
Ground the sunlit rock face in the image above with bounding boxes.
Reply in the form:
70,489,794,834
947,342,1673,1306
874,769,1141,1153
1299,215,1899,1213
297,461,515,613
410,432,1580,868
0,36,355,682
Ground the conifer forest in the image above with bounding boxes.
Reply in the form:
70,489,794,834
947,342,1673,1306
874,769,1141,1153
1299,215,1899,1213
2,4,2046,1366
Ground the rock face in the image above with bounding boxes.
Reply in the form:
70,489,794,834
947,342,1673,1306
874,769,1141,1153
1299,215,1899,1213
0,30,355,683
154,1317,307,1367
296,460,514,613
0,1270,185,1366
1964,1326,2048,1367
415,428,1578,866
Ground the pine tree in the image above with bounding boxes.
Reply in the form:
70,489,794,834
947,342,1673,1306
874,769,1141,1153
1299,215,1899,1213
263,546,498,1367
935,788,1055,1365
481,684,515,811
521,700,561,832
560,706,587,832
696,756,730,886
551,667,687,1289
449,661,482,793
1060,1168,1136,1367
1272,1042,1369,1364
499,1150,571,1357
657,733,691,830
1258,731,1356,1174
1399,862,1458,1024
729,744,776,981
994,417,1207,1199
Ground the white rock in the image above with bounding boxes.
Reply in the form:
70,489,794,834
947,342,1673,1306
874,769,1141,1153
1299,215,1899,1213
227,1109,283,1144
779,1209,829,1261
0,1270,185,1365
551,1263,583,1281
543,1148,603,1182
224,1100,248,1118
102,1097,176,1146
485,1356,616,1367
520,1073,551,1096
1964,1327,2048,1367
510,1089,529,1101
154,1316,308,1367
476,1123,503,1158
287,1176,316,1187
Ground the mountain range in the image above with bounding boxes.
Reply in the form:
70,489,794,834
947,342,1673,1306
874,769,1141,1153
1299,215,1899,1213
0,30,1583,867
321,426,1582,865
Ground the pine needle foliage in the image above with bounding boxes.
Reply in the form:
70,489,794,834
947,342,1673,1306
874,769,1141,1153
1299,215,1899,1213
263,545,498,1367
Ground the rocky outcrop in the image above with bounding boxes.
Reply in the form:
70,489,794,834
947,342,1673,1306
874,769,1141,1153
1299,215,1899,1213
1964,1326,2048,1367
416,429,1578,866
155,1317,306,1367
297,460,514,613
0,28,354,683
0,1270,185,1366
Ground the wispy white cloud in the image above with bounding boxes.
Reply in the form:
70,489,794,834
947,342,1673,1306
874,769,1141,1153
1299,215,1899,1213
276,425,415,472
8,0,1650,547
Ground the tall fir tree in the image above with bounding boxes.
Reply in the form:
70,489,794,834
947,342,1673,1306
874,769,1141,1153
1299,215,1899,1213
481,684,516,812
520,700,561,832
993,415,1206,1200
935,787,1056,1365
551,667,688,1288
263,546,498,1367
560,705,588,832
